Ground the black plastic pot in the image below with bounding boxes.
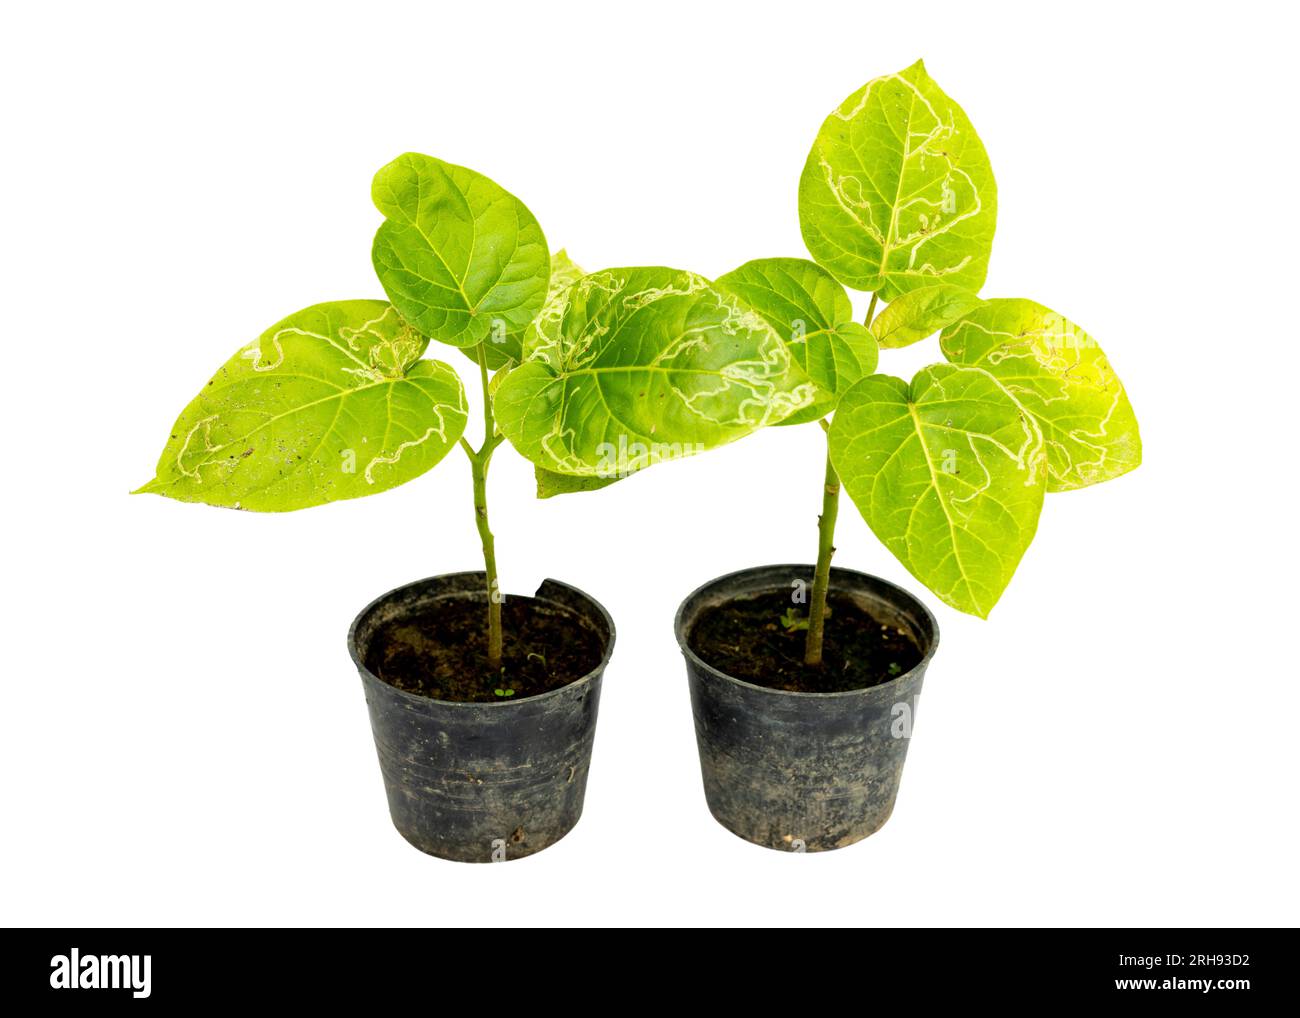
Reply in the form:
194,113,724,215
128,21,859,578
348,572,614,863
675,564,939,852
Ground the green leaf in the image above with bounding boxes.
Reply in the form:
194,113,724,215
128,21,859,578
798,60,997,300
818,323,879,390
535,466,619,498
548,248,586,293
526,255,621,497
478,341,514,372
496,266,815,476
873,283,984,349
371,153,549,350
828,364,1046,617
717,257,852,341
473,249,587,372
526,248,624,498
941,299,1141,491
134,301,468,511
488,361,512,397
716,257,878,425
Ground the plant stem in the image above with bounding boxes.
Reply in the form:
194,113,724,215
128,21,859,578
805,292,879,667
467,342,503,670
804,435,840,666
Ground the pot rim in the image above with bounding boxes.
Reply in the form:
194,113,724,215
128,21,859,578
673,563,940,699
347,571,616,709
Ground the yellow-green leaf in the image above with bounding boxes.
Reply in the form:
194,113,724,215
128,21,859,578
829,364,1045,617
799,60,997,300
941,299,1141,491
134,301,467,511
372,153,549,350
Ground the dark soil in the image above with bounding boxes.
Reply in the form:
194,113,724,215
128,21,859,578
688,589,923,693
364,596,605,703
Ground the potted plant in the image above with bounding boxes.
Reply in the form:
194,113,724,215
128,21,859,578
132,153,610,861
134,153,817,861
539,61,1143,851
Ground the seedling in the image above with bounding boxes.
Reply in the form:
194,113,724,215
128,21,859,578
134,153,813,666
134,154,557,667
779,607,809,632
533,61,1141,662
732,60,1142,656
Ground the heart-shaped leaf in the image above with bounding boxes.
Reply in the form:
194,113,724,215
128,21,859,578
941,298,1141,491
372,153,549,350
496,266,815,478
829,364,1045,617
716,257,878,425
134,301,467,511
799,60,997,300
873,283,984,349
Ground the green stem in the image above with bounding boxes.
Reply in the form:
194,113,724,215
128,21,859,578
804,435,840,666
805,292,879,667
467,342,503,670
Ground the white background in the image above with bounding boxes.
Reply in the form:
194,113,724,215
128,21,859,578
3,1,1297,928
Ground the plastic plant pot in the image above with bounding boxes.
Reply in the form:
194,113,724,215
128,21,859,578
349,572,615,862
675,564,938,852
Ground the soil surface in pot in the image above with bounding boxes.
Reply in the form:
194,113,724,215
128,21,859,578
688,589,923,693
364,595,604,703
